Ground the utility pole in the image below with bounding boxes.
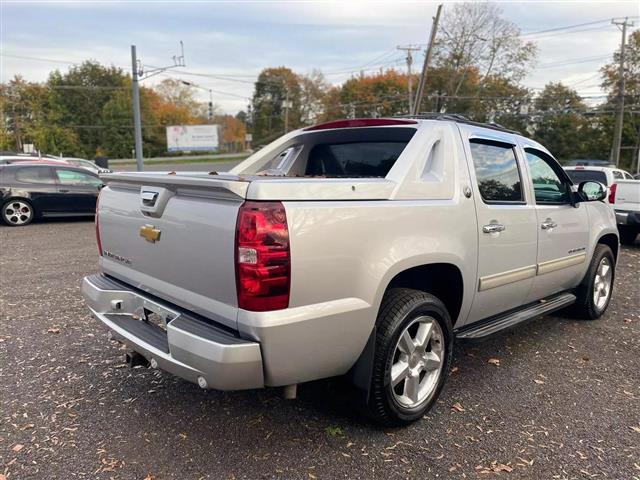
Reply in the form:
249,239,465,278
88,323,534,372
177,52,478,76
131,42,185,171
397,45,421,114
130,45,144,172
610,17,634,166
412,4,443,116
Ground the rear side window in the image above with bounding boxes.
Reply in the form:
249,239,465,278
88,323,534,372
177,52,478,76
469,140,523,203
565,170,607,185
612,171,623,180
241,127,416,177
14,167,55,184
306,142,407,177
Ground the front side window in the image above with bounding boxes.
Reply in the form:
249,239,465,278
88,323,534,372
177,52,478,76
469,140,523,203
612,171,623,180
55,169,102,186
14,167,55,184
525,149,571,204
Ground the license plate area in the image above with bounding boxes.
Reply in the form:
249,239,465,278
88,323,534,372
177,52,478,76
132,301,177,333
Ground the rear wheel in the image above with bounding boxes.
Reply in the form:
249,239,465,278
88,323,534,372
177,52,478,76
367,288,452,427
1,199,35,226
571,244,615,320
618,226,638,246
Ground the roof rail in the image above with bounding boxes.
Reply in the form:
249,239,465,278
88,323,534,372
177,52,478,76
395,112,521,135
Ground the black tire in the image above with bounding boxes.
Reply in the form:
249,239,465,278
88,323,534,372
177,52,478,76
1,198,35,226
367,288,453,427
618,226,638,246
570,244,615,320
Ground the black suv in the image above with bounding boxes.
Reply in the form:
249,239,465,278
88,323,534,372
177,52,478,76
0,163,103,226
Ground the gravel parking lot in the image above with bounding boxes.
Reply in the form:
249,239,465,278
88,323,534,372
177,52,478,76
1,220,639,479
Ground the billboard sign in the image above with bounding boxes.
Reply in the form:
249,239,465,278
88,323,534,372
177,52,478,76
166,124,219,152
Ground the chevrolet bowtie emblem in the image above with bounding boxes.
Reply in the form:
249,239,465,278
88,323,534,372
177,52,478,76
139,224,161,243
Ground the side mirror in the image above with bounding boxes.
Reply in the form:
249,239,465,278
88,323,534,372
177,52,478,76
577,181,606,202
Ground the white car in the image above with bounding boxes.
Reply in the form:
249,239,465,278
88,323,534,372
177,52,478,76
564,165,639,244
563,165,634,204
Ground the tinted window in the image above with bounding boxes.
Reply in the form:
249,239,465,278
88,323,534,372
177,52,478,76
14,167,55,184
469,140,523,202
565,170,607,185
306,142,408,177
612,171,623,180
624,172,633,179
55,169,101,186
525,150,571,204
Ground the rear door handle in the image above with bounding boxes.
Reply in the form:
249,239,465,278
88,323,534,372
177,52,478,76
541,219,557,230
482,223,505,233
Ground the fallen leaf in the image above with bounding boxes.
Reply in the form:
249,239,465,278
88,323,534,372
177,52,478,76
144,474,155,480
631,426,640,434
12,443,24,452
492,463,513,473
487,358,500,366
534,379,545,385
47,327,60,334
451,402,465,412
449,367,459,375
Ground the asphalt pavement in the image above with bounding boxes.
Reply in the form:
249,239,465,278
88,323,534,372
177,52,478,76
1,221,638,479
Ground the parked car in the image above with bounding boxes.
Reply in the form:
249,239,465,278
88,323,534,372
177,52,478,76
82,116,618,426
0,163,103,226
59,158,111,174
613,179,640,245
563,165,639,244
0,155,71,166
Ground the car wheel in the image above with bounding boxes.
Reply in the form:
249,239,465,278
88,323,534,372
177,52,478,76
367,288,453,427
1,199,35,226
571,244,615,320
618,226,638,246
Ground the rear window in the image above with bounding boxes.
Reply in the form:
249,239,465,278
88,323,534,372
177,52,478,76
239,127,416,178
565,169,607,185
14,166,55,184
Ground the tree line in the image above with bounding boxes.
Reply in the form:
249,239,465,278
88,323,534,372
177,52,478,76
0,68,246,159
1,3,638,168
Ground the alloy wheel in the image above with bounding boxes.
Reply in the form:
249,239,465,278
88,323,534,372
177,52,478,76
390,316,445,409
3,201,33,226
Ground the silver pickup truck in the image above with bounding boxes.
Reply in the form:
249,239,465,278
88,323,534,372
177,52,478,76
82,116,619,426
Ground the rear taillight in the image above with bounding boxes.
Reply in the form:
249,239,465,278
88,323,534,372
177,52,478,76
235,201,290,311
95,189,103,256
608,183,617,203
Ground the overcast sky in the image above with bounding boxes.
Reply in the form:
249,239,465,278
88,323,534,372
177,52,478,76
1,1,639,114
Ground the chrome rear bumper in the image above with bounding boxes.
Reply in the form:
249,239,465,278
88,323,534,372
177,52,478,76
82,274,264,390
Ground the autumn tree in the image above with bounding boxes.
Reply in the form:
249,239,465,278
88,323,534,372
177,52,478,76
428,2,536,113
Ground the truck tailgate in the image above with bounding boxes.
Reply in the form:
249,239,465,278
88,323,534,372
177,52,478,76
615,179,640,212
97,172,249,330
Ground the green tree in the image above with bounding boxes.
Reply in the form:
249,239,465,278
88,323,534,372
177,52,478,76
599,29,640,170
251,67,302,143
531,82,594,161
47,61,129,157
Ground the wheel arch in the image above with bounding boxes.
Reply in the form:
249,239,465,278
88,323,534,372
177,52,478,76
596,232,619,262
350,261,465,401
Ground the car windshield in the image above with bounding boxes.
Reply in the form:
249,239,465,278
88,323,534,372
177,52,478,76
565,170,607,185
